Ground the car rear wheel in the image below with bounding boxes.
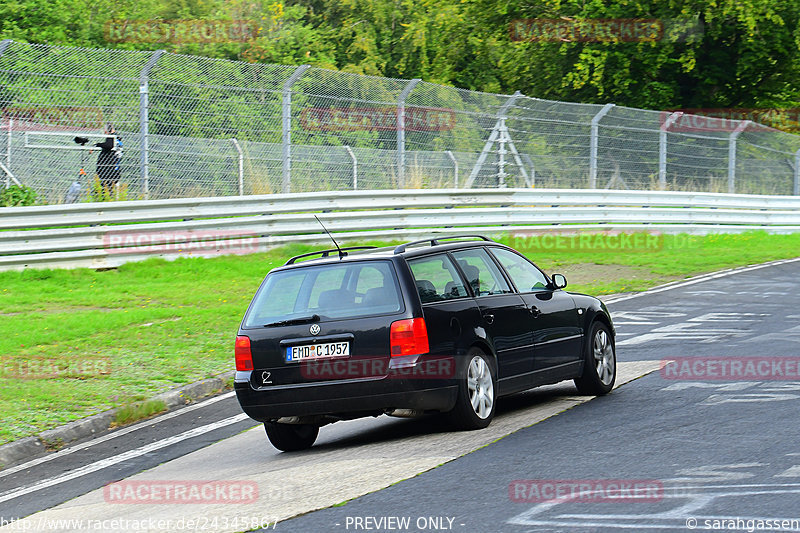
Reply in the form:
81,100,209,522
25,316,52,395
264,422,319,451
574,321,616,395
447,348,496,430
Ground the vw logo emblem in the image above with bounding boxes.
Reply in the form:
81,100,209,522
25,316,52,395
309,324,321,335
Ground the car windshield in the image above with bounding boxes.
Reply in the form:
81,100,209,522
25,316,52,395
243,260,402,327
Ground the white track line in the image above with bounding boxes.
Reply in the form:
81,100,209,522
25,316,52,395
0,413,249,504
0,391,237,479
603,257,800,305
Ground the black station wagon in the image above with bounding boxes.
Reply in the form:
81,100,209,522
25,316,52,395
234,235,616,451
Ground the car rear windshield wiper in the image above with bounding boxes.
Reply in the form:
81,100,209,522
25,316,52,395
263,314,321,327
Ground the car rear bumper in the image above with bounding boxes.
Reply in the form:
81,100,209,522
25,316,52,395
234,369,458,421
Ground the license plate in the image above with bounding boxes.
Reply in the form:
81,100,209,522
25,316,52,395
286,342,350,362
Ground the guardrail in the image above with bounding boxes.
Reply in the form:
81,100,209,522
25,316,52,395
1,188,799,271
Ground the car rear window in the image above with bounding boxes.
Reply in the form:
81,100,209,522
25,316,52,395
243,261,402,327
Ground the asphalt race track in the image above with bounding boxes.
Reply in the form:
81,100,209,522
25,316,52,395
2,258,799,533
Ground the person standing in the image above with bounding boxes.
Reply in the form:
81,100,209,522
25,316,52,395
95,123,122,196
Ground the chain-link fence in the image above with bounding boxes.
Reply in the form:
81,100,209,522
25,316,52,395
1,39,800,204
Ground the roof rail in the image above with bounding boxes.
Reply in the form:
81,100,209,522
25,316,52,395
285,246,377,265
393,235,494,254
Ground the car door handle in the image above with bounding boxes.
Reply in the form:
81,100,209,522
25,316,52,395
483,314,495,324
529,306,541,318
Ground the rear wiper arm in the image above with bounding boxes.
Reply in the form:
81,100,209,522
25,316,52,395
263,314,320,327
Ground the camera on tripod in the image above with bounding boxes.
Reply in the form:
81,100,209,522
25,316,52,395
73,136,89,146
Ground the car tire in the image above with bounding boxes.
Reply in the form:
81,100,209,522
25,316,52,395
574,321,616,395
264,422,319,452
447,348,497,430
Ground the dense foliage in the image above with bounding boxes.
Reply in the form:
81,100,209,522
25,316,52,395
1,0,799,111
0,184,37,206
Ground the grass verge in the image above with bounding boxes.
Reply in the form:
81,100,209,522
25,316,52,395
111,399,168,428
0,231,798,446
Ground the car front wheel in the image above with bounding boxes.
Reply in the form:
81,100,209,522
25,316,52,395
264,422,319,451
574,321,616,395
447,348,497,430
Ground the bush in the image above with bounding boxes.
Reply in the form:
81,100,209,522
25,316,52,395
0,185,38,207
88,176,132,202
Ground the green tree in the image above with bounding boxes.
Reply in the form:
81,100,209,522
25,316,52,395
2,0,800,112
460,0,800,109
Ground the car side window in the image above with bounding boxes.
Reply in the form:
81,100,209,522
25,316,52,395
451,248,512,296
408,254,468,303
490,248,549,293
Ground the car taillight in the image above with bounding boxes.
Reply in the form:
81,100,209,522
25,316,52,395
390,318,429,357
235,335,253,371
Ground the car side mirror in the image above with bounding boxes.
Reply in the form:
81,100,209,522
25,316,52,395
551,273,567,290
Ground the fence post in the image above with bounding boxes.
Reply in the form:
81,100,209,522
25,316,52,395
497,117,509,187
589,103,615,189
281,65,311,194
4,118,11,189
794,149,800,196
0,161,21,187
396,79,421,188
659,111,682,190
445,150,458,187
344,145,357,190
231,138,244,195
1,40,12,189
138,50,165,200
466,91,522,187
522,153,536,188
728,120,750,194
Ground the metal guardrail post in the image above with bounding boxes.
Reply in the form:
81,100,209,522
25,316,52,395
281,65,311,194
659,112,683,190
138,50,165,200
231,138,244,195
397,79,421,188
728,120,750,194
344,146,357,190
589,103,615,189
795,149,800,196
445,150,458,187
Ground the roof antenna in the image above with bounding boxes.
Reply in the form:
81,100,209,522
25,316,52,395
314,215,344,259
